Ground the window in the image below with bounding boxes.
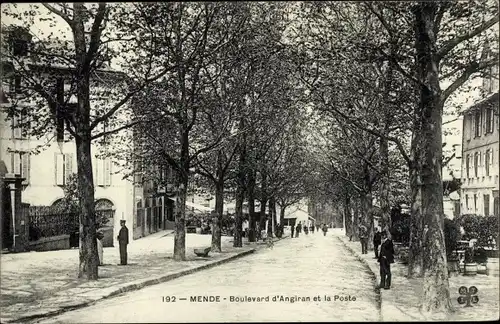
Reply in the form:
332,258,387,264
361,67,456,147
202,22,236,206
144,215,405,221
94,158,112,187
474,153,479,177
11,110,30,140
484,194,490,216
10,152,30,185
486,108,494,133
55,153,74,186
465,194,469,210
474,111,481,137
486,150,490,176
474,194,478,212
466,154,470,178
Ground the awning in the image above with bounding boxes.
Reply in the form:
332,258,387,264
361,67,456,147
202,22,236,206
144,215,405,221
167,197,213,212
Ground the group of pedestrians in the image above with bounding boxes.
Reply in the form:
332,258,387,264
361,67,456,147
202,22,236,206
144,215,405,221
358,223,394,290
291,222,329,238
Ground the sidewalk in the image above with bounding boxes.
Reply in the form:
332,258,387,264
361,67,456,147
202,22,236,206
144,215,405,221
0,231,286,323
334,229,499,321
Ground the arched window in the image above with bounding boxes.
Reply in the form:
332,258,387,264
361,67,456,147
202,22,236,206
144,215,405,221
95,199,115,228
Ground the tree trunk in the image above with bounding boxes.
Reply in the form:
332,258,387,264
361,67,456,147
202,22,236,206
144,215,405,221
74,4,98,280
76,134,98,280
280,205,286,226
412,3,453,314
352,199,360,241
174,131,189,261
259,199,268,235
360,191,374,250
247,170,256,242
344,195,352,238
379,134,391,234
234,135,246,248
212,178,224,252
268,197,276,238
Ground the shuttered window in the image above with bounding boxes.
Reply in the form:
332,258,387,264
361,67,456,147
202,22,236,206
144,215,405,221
54,153,74,186
94,157,112,187
10,152,30,185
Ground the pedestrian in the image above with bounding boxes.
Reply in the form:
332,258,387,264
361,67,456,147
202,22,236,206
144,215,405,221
117,220,129,265
378,230,395,290
310,224,315,234
373,227,382,259
322,223,328,236
359,223,368,254
97,231,104,266
303,224,309,235
295,222,301,238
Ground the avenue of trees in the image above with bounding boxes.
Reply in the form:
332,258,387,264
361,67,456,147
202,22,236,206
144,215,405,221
2,1,498,316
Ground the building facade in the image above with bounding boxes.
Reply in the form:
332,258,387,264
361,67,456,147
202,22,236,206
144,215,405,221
460,89,499,216
1,26,135,246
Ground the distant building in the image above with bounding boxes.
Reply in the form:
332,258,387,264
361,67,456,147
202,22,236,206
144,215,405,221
460,57,499,216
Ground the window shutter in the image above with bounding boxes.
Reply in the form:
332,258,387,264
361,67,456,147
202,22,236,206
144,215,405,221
484,109,487,135
97,158,105,186
22,153,30,184
467,116,472,140
104,159,112,186
12,153,21,175
471,115,476,138
92,157,97,185
56,153,65,185
65,153,73,184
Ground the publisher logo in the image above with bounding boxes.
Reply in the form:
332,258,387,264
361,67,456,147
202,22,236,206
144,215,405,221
457,286,479,307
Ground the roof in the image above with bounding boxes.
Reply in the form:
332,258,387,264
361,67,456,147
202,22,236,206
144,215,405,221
462,92,499,115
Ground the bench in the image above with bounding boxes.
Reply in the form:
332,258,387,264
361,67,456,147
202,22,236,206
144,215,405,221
194,247,211,257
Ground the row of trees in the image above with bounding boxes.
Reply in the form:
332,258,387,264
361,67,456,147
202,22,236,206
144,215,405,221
3,1,498,316
291,1,498,315
2,3,312,277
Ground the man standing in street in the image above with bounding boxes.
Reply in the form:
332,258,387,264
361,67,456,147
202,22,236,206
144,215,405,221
358,222,368,254
378,231,395,289
117,220,129,265
373,227,382,259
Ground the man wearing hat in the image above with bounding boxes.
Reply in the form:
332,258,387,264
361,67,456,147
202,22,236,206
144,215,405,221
378,230,395,289
117,220,129,265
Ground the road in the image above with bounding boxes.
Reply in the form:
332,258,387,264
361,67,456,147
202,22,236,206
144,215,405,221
38,231,380,323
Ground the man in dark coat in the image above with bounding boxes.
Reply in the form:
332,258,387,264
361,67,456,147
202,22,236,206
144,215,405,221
378,231,395,289
117,220,129,265
373,227,382,259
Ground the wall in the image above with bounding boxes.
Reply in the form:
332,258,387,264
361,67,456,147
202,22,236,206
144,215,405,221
460,94,500,216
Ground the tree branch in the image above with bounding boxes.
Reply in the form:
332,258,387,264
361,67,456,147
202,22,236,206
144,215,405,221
42,3,74,26
437,15,499,60
441,58,498,104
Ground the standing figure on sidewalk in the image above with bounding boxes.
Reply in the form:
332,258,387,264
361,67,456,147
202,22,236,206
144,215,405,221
378,231,394,289
97,231,104,266
117,220,129,265
303,224,309,235
295,222,301,238
358,222,368,254
310,224,315,234
373,227,382,259
322,223,328,236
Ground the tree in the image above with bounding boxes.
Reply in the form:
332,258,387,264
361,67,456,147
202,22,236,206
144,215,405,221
122,2,248,259
2,3,172,279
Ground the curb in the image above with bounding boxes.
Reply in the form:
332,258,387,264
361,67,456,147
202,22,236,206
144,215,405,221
10,248,256,323
336,236,383,321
